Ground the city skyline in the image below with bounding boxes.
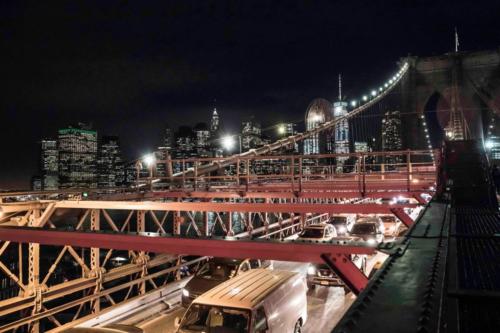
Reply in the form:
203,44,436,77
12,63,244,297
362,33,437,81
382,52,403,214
2,1,500,188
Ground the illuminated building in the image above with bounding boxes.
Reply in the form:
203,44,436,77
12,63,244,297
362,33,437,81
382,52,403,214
58,124,98,188
333,75,349,168
97,136,124,188
194,122,211,157
241,118,263,151
40,139,59,190
304,98,333,155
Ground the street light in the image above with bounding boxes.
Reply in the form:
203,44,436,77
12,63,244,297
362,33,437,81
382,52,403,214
277,124,286,135
143,154,155,167
221,135,242,153
485,140,494,149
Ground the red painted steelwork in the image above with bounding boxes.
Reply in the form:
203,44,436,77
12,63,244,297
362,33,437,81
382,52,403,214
390,208,415,228
0,227,375,263
51,201,417,214
321,253,368,295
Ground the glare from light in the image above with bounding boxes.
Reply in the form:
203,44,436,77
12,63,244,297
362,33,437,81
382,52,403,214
362,95,368,101
446,131,453,137
277,124,286,135
182,289,189,297
367,239,377,245
389,79,393,84
490,125,494,129
428,145,432,149
337,226,347,234
222,135,236,150
379,87,383,92
424,128,428,132
384,83,389,88
307,265,316,275
143,154,155,167
426,134,429,138
312,114,323,122
485,140,494,149
412,179,420,184
351,100,357,107
371,90,377,96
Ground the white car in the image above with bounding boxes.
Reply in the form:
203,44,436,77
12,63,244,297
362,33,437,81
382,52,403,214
350,217,385,244
298,224,337,241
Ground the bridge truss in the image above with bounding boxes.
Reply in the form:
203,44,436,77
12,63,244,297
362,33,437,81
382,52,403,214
0,61,442,332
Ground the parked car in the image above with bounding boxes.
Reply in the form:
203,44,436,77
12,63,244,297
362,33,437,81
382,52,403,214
175,269,308,333
181,258,271,307
327,215,355,236
297,224,337,241
350,216,385,244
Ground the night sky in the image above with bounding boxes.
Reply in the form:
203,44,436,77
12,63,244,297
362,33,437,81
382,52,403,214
1,0,500,189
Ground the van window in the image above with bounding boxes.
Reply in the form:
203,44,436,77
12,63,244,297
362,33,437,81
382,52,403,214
239,262,250,273
249,260,261,269
254,307,268,333
180,304,250,332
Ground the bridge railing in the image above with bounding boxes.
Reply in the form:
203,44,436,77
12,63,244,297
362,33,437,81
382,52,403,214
139,149,438,194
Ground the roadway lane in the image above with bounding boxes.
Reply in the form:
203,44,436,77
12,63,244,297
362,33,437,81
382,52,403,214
134,259,385,333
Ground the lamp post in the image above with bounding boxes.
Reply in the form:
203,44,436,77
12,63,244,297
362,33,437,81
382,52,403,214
143,154,156,190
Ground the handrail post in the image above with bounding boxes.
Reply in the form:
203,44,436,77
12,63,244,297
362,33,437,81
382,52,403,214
299,157,303,193
362,154,366,196
406,150,411,192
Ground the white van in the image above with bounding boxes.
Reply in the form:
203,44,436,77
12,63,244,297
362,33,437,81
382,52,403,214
175,268,308,333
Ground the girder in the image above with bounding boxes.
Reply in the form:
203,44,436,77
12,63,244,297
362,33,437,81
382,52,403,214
0,227,376,263
46,200,417,214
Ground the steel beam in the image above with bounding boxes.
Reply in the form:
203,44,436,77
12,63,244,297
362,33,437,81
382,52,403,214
151,190,433,200
0,227,375,263
52,200,416,214
390,207,415,228
321,253,368,295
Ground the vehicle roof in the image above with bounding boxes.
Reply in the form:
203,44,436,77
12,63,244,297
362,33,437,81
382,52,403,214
211,257,244,265
355,217,381,224
193,269,297,309
304,224,329,229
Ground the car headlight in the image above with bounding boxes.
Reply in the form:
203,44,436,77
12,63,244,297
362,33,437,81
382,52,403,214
182,289,189,297
367,238,377,245
307,266,316,275
337,226,346,233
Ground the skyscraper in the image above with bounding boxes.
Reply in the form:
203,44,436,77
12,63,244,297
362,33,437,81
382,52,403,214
97,136,124,188
40,139,59,190
333,75,349,168
162,125,174,151
381,111,403,167
194,122,211,157
381,111,403,151
210,107,220,134
304,98,333,155
58,124,98,188
241,118,263,151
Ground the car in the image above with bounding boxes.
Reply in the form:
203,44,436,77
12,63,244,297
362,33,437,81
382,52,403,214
297,224,337,241
307,254,367,292
349,216,385,244
181,258,271,307
378,215,402,236
306,263,344,290
327,215,355,236
175,269,307,333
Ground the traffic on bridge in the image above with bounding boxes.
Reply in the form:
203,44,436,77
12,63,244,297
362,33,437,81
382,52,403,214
1,3,500,333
